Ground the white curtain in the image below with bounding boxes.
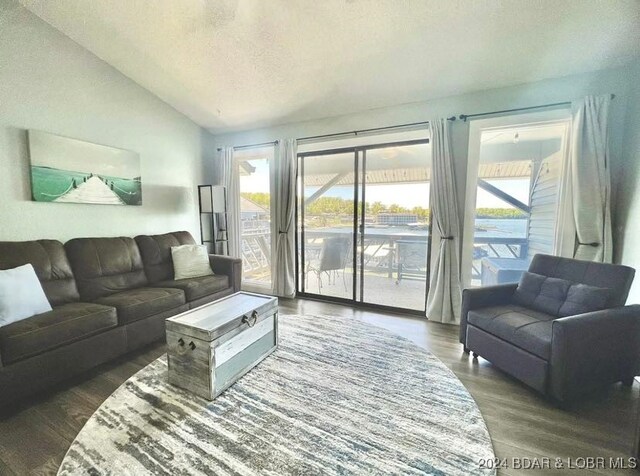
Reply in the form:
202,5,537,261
426,119,462,324
553,124,575,258
271,139,298,297
570,95,613,262
219,146,241,258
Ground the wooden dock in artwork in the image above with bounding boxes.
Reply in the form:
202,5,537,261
55,176,124,205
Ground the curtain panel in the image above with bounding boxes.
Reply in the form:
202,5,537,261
426,119,462,324
271,139,298,297
219,146,241,259
570,95,613,262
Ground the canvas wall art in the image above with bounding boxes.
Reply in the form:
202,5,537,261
28,130,142,206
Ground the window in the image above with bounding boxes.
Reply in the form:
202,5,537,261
462,110,571,287
235,145,275,289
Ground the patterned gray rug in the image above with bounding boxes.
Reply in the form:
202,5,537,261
58,314,495,475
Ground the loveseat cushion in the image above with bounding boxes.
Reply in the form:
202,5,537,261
513,271,611,317
94,287,185,325
153,274,230,302
0,240,80,306
467,304,555,359
65,237,148,301
0,302,117,364
135,232,196,283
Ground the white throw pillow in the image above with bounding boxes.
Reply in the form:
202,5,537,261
171,245,214,280
0,264,52,327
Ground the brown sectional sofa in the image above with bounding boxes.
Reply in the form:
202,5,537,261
135,231,239,309
0,231,241,408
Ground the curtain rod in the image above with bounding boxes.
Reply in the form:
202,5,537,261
217,140,278,152
296,117,456,143
458,94,616,122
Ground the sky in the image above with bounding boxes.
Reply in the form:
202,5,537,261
240,159,530,209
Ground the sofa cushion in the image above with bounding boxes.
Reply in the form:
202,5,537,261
153,274,230,302
65,237,148,301
135,231,196,283
95,287,185,325
0,302,117,364
0,240,79,305
467,304,555,359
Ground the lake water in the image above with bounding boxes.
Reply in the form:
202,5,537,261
475,218,527,238
312,218,528,238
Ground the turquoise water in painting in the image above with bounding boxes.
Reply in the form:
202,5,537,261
31,166,141,205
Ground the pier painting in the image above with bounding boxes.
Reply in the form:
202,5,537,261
28,130,141,206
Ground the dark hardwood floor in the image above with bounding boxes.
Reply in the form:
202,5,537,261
0,297,637,475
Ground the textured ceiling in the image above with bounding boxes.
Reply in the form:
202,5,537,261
20,0,640,133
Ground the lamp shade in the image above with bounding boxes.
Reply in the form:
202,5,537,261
199,185,213,214
211,185,226,213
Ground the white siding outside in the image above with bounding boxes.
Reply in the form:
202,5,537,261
527,152,562,257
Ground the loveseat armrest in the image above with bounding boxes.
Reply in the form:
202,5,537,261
550,305,640,401
460,283,517,344
209,255,242,293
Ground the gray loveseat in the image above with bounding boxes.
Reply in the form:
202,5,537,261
460,254,639,402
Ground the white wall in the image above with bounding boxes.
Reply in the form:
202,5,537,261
0,1,216,243
617,59,640,304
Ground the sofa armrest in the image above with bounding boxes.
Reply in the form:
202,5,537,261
550,305,640,401
460,283,517,344
209,255,242,293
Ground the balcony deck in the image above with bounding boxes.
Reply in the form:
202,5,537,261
242,224,529,311
300,269,428,312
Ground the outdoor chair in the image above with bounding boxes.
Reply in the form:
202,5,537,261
395,240,427,284
306,237,351,292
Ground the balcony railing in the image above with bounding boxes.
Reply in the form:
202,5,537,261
241,225,529,286
241,226,271,283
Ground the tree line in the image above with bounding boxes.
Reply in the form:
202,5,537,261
241,193,526,219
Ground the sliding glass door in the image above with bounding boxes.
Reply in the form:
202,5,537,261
297,139,431,313
298,151,357,301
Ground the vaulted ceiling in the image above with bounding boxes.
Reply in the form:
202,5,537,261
20,0,640,133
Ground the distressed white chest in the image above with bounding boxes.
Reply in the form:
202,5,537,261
166,292,278,400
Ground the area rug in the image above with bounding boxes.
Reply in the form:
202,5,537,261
58,314,495,475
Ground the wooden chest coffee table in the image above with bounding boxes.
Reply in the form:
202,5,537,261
166,292,278,400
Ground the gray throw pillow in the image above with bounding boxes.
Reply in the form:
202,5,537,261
513,271,546,308
533,276,572,315
558,283,610,317
514,271,611,317
514,271,571,315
